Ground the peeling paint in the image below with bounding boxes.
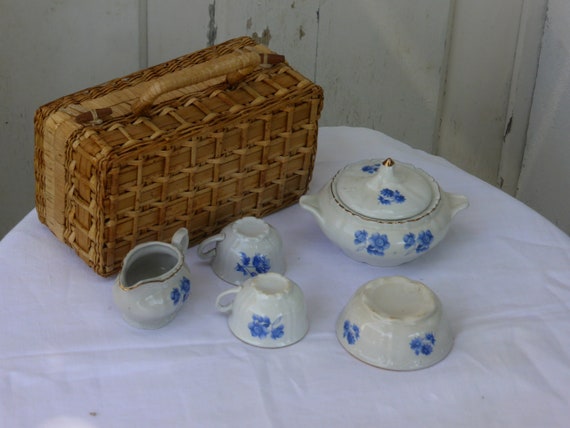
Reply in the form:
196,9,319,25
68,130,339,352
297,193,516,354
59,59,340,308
504,116,513,139
252,27,272,46
207,1,217,47
313,7,321,82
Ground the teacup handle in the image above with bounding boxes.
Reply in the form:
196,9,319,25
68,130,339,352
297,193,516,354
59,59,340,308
197,233,225,261
171,228,189,253
215,287,242,313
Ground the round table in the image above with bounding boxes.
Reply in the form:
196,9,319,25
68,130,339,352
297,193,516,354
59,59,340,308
1,127,569,427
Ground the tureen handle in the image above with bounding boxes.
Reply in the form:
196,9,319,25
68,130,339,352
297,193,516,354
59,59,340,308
446,192,469,217
299,195,325,225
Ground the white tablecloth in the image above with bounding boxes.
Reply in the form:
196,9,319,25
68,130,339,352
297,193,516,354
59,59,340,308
1,127,569,428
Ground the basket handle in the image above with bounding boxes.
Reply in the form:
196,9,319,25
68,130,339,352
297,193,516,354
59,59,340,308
132,50,285,117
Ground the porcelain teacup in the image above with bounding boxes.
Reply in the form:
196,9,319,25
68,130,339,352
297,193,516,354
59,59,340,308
113,228,192,329
197,216,286,285
215,272,308,348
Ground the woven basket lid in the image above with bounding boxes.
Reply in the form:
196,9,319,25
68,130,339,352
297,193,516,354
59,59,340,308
332,158,438,220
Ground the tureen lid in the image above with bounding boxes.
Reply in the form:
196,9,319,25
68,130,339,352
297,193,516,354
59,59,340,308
332,158,438,220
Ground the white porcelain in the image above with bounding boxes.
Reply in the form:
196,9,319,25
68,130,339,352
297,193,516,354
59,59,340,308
215,272,308,348
113,228,191,329
299,158,468,266
336,276,453,370
197,216,286,285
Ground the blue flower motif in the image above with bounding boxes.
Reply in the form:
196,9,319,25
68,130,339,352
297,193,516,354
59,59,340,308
271,324,285,340
170,287,181,305
236,252,271,277
354,230,391,256
180,276,191,302
354,229,368,245
378,188,406,205
367,232,390,256
416,230,434,253
252,254,270,274
402,230,434,254
410,333,436,356
403,232,416,249
361,163,381,174
235,252,251,276
249,314,271,339
343,320,360,345
355,230,434,257
170,276,191,305
248,314,285,340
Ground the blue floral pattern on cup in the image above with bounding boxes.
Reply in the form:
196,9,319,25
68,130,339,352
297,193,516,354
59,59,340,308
378,188,406,205
403,230,434,253
354,230,391,256
235,252,271,277
410,333,436,356
170,276,191,305
248,314,285,340
342,320,360,345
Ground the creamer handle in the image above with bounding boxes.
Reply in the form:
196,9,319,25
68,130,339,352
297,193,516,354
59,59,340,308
171,228,189,253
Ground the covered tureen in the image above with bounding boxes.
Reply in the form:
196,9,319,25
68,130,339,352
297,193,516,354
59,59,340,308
299,158,468,266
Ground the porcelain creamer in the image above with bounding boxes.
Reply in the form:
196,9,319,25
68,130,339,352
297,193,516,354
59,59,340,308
113,228,191,329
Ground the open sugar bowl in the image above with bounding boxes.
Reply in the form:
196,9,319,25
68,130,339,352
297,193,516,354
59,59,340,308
336,276,453,370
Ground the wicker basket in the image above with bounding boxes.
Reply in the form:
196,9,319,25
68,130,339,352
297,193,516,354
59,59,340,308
34,37,324,276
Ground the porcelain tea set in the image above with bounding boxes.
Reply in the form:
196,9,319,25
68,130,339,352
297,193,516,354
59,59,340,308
112,156,468,370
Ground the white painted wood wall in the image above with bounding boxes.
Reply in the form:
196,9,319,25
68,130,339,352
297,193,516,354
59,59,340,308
1,0,568,237
517,0,570,233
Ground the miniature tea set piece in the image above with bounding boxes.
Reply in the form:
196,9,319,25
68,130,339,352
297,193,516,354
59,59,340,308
336,276,453,370
197,216,286,286
299,157,469,266
113,228,192,329
215,272,309,348
110,162,462,369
